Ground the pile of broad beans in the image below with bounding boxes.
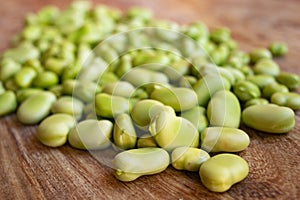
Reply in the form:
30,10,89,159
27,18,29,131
0,0,299,193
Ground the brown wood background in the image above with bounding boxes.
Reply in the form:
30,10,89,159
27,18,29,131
1,0,300,199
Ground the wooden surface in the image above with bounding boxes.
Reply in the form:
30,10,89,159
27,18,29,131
1,0,300,199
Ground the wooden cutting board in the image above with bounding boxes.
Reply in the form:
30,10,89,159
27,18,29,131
1,0,300,199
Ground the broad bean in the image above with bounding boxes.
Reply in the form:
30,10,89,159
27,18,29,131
201,127,250,152
68,119,113,150
0,91,18,117
95,93,130,118
276,72,300,90
207,90,241,128
17,91,56,124
51,96,84,120
130,99,165,128
149,107,199,151
172,147,210,171
137,134,157,148
113,113,137,150
242,104,295,133
150,87,198,112
37,113,75,147
112,148,169,182
271,92,300,110
199,154,249,192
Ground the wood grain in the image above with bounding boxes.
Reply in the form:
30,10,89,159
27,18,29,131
1,0,300,199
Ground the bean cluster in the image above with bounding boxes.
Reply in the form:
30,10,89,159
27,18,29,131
0,0,299,193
